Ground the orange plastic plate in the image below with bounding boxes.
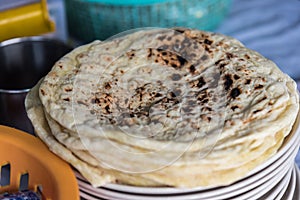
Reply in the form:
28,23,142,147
0,125,79,200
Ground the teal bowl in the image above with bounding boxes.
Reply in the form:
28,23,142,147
65,0,232,42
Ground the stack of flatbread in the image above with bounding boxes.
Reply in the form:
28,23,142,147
25,28,299,188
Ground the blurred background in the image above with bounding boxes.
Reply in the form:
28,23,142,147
1,0,299,78
217,0,300,81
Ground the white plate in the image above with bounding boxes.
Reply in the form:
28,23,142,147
272,168,292,200
287,165,296,200
290,164,298,200
74,134,300,199
75,146,299,200
101,117,300,195
199,161,293,200
74,115,300,199
271,165,294,200
292,163,300,200
80,189,101,200
76,159,294,200
270,165,295,200
280,163,298,200
204,141,300,200
75,148,299,200
237,165,293,200
78,180,121,200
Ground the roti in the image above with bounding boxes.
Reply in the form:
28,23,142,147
25,28,299,188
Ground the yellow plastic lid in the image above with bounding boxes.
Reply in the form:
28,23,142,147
0,0,55,41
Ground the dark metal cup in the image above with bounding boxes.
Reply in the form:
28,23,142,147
0,37,72,134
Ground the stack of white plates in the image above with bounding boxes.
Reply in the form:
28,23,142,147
76,117,300,200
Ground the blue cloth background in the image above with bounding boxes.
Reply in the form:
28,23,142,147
215,0,300,167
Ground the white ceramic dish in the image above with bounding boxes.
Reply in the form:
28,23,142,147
271,165,294,200
95,117,300,195
288,165,297,200
292,163,300,200
205,141,300,200
80,189,99,200
257,163,297,200
74,113,300,200
78,180,117,200
213,160,293,200
74,132,300,200
76,159,294,200
281,163,300,200
235,163,293,200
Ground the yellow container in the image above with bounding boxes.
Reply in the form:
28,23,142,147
0,0,55,41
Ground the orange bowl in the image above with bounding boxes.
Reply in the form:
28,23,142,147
0,125,79,200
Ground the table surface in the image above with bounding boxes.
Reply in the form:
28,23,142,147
215,0,300,167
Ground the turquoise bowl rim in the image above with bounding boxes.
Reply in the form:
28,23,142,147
65,0,233,41
80,0,203,6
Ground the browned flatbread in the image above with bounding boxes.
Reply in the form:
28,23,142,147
26,28,299,188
